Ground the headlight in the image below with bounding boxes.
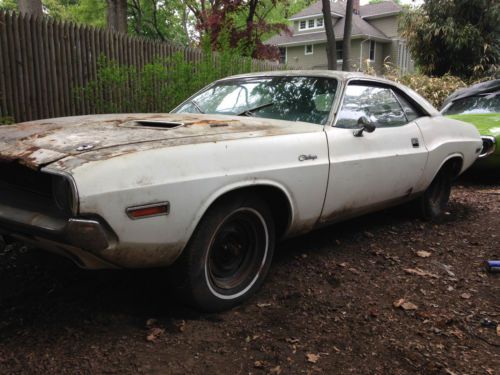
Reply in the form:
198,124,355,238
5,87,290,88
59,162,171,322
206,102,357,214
52,175,76,215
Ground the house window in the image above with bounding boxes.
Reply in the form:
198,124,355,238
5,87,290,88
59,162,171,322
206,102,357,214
299,20,306,30
316,18,323,27
336,41,343,61
305,44,313,55
369,40,375,61
279,47,286,64
308,19,315,28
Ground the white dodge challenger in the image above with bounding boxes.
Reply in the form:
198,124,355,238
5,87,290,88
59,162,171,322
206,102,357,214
0,71,482,311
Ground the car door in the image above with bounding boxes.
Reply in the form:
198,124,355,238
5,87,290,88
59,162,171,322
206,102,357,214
320,80,429,223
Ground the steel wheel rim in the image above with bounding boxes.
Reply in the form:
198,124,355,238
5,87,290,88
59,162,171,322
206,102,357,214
205,208,268,300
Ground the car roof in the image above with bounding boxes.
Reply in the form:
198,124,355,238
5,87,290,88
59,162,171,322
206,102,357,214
220,70,439,116
222,70,386,83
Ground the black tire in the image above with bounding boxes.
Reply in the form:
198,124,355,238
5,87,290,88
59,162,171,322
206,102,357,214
418,167,453,220
171,193,275,312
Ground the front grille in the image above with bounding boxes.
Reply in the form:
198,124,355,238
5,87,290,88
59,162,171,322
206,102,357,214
0,162,53,197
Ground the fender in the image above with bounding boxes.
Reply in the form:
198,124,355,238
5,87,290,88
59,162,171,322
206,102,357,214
424,152,464,189
184,179,296,246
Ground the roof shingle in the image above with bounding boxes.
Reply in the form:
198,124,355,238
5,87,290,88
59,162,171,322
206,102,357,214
265,0,400,46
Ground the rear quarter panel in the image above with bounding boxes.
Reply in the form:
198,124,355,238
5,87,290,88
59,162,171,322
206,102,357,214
415,116,482,191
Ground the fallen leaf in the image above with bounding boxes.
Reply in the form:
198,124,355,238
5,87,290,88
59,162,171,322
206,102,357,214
404,268,439,278
497,325,500,337
146,327,164,342
449,328,464,339
306,353,320,363
460,293,471,299
348,267,360,275
257,302,272,308
416,250,431,258
393,298,405,308
176,320,186,332
401,302,418,311
270,365,282,374
254,360,264,368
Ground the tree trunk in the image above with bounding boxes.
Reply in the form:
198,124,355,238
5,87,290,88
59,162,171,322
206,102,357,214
18,0,43,17
107,0,128,33
342,0,353,71
321,0,337,70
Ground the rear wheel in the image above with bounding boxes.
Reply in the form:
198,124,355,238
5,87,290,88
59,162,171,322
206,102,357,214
418,167,453,220
171,194,275,312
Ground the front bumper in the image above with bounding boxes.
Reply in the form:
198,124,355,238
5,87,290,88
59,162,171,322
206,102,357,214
0,201,118,269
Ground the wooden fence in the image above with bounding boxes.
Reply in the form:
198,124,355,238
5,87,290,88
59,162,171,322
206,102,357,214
0,11,289,123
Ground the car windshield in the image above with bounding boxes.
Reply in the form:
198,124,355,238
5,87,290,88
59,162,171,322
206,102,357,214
443,93,500,115
173,76,338,125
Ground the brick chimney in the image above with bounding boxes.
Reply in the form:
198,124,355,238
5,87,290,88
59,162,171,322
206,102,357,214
353,0,360,15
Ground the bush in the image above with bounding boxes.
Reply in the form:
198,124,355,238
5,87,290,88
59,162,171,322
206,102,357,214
77,36,279,114
0,116,15,125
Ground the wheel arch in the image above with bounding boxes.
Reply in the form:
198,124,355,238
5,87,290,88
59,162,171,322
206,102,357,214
436,154,464,180
191,181,295,243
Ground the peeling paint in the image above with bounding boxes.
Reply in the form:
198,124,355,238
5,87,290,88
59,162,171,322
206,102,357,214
0,113,322,171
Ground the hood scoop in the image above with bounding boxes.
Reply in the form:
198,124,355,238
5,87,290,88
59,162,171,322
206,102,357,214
131,120,184,129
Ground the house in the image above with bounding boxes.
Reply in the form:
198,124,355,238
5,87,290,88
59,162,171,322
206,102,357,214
265,0,414,74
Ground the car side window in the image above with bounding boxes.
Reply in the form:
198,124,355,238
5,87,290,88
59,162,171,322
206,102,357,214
394,92,420,122
336,84,408,128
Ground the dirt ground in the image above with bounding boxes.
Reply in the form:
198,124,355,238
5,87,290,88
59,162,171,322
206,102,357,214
0,175,499,375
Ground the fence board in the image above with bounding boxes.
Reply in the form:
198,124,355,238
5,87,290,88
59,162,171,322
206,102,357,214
0,11,292,123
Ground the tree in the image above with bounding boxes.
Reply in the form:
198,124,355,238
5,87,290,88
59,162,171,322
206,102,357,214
321,0,336,70
42,0,106,27
186,0,288,59
399,0,499,78
107,0,127,33
0,0,17,12
128,0,190,43
18,0,43,16
342,0,353,71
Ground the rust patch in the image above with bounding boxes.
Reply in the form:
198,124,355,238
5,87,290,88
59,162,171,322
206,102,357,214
185,119,238,127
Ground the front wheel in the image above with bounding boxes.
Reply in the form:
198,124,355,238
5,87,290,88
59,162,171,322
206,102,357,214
417,167,453,220
171,194,275,312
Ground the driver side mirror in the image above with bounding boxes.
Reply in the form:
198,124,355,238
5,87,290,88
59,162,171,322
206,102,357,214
353,116,376,137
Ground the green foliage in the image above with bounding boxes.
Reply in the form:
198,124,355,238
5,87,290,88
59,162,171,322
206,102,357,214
77,42,268,114
0,0,17,11
380,62,467,108
0,116,15,125
399,0,500,79
370,0,401,4
128,0,190,44
42,0,106,27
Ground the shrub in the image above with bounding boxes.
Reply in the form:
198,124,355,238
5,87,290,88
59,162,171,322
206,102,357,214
77,36,277,114
377,62,466,109
0,116,15,125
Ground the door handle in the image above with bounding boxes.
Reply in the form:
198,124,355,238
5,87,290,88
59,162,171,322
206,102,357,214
411,138,420,148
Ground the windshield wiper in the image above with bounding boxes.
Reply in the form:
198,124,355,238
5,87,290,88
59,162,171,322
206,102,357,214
190,100,205,114
237,102,274,117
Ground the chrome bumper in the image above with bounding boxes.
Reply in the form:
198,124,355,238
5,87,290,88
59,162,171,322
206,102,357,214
0,202,118,268
479,135,496,159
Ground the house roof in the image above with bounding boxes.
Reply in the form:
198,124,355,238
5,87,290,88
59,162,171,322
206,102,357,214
359,1,402,18
265,0,401,46
290,1,345,19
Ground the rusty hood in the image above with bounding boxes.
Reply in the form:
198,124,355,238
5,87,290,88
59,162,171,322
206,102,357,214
0,113,315,170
